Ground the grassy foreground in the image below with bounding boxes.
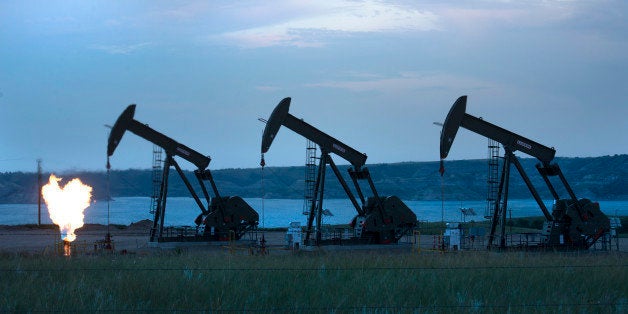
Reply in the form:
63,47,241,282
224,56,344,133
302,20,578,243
1,250,626,313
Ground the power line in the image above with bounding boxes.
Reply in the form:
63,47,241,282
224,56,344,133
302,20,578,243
4,303,627,312
1,264,625,273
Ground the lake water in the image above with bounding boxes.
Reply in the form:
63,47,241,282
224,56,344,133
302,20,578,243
1,197,626,228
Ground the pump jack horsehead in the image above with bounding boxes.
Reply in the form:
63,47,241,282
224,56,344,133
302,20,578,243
107,104,259,242
261,97,417,245
440,96,610,250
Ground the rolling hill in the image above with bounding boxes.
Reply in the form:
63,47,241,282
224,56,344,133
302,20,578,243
1,155,626,204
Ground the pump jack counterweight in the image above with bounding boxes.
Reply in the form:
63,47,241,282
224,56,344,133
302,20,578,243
440,96,610,250
107,105,259,243
261,97,417,245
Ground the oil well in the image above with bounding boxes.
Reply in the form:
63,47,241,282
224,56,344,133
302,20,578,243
439,95,610,250
261,97,417,246
107,104,259,243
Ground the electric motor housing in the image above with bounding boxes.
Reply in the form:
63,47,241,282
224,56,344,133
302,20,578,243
196,196,259,240
358,196,417,244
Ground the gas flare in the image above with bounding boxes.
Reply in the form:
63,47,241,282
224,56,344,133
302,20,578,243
42,174,92,242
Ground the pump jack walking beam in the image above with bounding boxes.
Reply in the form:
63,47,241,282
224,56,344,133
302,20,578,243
440,96,556,164
262,98,367,167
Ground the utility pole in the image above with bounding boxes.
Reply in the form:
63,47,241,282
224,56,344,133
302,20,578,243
37,159,42,226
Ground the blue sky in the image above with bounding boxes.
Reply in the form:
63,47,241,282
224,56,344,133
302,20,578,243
1,0,626,172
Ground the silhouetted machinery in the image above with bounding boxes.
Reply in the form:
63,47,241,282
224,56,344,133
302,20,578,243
261,97,417,245
108,105,258,242
440,96,610,250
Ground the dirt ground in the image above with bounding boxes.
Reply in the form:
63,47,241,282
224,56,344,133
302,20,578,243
0,222,288,255
0,222,626,255
0,223,421,256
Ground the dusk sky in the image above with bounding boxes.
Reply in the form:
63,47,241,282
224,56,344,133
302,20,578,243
1,0,626,173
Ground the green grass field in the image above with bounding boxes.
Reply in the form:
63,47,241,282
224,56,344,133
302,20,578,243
1,250,626,313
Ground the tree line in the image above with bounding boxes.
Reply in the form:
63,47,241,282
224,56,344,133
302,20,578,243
1,155,625,204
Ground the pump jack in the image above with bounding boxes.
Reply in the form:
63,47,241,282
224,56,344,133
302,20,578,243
108,105,258,242
440,96,610,250
261,97,417,245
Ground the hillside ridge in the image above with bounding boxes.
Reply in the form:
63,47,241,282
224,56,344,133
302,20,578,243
1,155,626,203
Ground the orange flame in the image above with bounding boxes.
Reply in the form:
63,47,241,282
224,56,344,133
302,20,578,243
42,174,93,242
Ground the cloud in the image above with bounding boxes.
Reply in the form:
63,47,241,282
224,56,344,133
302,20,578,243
217,0,440,48
255,85,283,92
305,72,497,93
90,42,152,55
436,1,582,33
147,1,212,21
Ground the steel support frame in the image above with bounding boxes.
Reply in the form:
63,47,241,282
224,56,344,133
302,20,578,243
149,154,225,242
304,151,369,245
487,149,554,249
